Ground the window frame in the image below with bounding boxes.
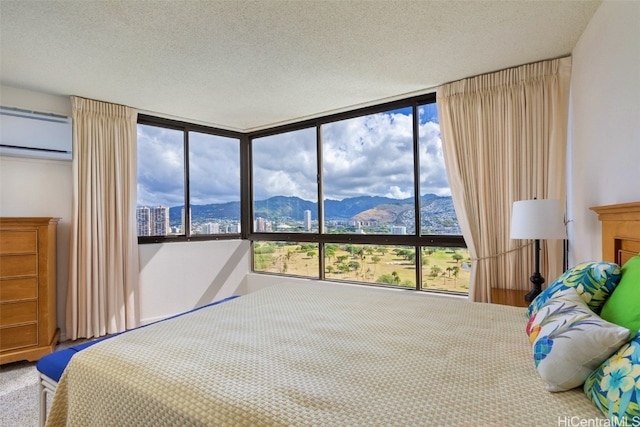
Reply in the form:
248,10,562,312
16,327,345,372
247,93,466,292
136,95,467,293
136,114,245,244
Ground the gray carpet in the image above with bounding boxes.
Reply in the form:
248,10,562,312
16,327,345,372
0,340,91,427
0,357,40,427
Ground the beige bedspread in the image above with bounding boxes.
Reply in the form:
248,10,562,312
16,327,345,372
46,282,604,426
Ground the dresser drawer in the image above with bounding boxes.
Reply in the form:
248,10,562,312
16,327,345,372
0,254,37,277
0,230,37,254
0,324,38,351
0,277,38,302
0,300,37,325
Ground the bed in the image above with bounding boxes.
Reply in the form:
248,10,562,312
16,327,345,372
40,201,640,426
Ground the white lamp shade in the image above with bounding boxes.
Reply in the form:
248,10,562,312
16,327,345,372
510,199,565,240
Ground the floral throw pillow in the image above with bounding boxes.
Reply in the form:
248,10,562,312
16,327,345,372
526,288,630,392
585,332,640,424
527,261,622,318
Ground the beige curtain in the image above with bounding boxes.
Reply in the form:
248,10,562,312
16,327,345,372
437,57,571,302
67,97,139,339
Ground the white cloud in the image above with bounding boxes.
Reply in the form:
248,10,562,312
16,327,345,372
252,127,318,201
188,132,240,205
136,106,450,207
137,124,185,207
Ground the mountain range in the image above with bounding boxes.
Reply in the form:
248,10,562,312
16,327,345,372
170,194,458,231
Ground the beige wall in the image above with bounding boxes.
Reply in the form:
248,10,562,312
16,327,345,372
568,0,640,265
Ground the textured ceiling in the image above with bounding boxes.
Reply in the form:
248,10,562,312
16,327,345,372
0,0,601,132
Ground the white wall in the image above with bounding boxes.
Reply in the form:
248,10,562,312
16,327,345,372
568,0,640,265
139,240,250,324
0,155,73,339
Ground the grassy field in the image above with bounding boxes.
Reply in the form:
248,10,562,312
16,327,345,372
254,242,471,294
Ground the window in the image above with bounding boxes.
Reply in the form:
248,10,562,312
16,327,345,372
188,131,241,235
252,128,317,233
324,244,415,288
248,95,469,294
136,116,241,241
418,102,460,236
322,107,415,234
136,124,184,236
253,241,319,278
136,95,467,293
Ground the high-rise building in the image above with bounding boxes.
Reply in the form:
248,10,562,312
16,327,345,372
390,225,407,235
136,206,151,236
151,205,170,236
304,210,312,231
203,222,220,234
255,217,266,232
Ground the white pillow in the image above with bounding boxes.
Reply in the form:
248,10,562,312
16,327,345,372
526,287,630,391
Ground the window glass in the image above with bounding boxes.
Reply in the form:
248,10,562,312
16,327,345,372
253,241,319,278
417,103,460,235
321,108,415,234
137,124,184,236
324,243,415,288
188,132,241,235
420,247,471,293
252,128,318,232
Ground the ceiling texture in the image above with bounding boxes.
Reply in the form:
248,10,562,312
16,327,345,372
1,0,601,132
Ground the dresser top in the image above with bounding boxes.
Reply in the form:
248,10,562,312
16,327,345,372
0,217,60,225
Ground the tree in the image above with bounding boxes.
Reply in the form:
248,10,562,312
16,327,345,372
452,266,460,284
407,252,416,265
422,257,430,267
325,244,338,262
391,271,400,284
430,265,441,278
452,252,464,265
349,261,360,272
377,274,395,284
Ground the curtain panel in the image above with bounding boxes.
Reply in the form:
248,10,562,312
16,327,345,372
67,97,139,339
437,57,571,302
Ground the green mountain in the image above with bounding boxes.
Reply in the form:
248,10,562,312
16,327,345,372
170,194,458,233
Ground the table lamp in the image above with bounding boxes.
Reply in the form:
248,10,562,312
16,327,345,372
510,199,565,302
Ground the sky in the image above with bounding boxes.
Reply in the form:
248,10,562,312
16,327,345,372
137,104,450,208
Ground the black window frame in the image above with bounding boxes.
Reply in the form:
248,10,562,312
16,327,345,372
136,114,245,244
246,93,466,292
136,95,467,293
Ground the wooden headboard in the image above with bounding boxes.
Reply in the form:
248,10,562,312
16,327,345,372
591,202,640,266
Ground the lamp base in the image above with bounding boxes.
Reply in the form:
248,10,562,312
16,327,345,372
524,272,545,303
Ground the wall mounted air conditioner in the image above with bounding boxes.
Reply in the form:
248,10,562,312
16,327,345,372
0,106,72,160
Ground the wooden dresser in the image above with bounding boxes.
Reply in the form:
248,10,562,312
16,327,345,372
0,217,60,364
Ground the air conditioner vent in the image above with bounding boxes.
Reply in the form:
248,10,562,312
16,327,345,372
0,106,72,160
